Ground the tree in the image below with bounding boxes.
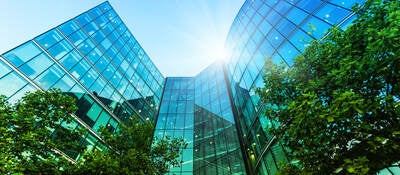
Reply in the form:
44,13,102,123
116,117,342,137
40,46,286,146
69,117,187,175
1,89,186,174
257,0,400,174
0,89,83,174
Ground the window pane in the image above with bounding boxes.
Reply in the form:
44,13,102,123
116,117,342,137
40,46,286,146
316,3,350,25
52,74,75,91
4,41,42,67
0,60,11,78
0,72,28,97
20,53,54,79
48,40,73,60
35,29,64,49
70,60,90,80
59,50,82,70
93,111,110,131
80,68,98,88
35,64,65,90
8,84,36,103
59,20,80,36
301,16,332,39
76,13,92,27
69,30,88,46
87,102,102,122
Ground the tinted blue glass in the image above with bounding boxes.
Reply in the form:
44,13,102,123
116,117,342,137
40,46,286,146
252,12,263,26
77,39,95,55
259,19,272,35
0,60,11,78
296,0,322,13
100,38,112,51
87,48,102,64
288,29,313,52
35,64,65,90
301,16,332,39
286,6,309,25
109,71,122,86
81,68,98,88
59,20,80,36
35,29,64,49
92,30,106,44
110,16,122,26
95,15,108,27
4,41,41,67
316,3,350,25
76,13,93,27
83,21,100,35
328,0,365,9
52,74,75,91
278,42,301,66
267,29,284,47
265,0,279,7
69,30,88,46
90,76,107,94
276,18,296,36
59,50,81,70
266,10,282,25
0,72,27,97
102,64,116,80
8,84,36,103
105,10,117,21
20,53,53,79
48,39,73,60
70,60,90,79
89,7,103,19
274,1,291,14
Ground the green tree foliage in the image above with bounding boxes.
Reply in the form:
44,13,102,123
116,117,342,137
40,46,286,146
1,89,186,174
257,0,400,174
0,89,83,174
70,117,187,175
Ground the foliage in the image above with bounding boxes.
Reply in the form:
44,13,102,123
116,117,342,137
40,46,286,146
0,89,186,174
0,89,83,174
69,117,187,175
257,0,400,174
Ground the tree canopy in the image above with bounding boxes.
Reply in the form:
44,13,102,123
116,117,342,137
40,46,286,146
70,117,187,175
257,0,400,174
0,89,186,174
0,89,83,174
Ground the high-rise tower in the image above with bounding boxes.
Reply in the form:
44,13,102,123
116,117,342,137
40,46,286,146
0,1,164,159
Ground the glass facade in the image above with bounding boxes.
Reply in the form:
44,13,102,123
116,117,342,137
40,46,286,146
193,63,246,174
0,2,164,160
155,77,195,175
2,0,398,174
155,64,246,174
225,0,399,174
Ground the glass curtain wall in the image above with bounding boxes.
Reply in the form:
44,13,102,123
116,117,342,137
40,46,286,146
154,77,195,175
225,0,365,174
154,63,247,175
193,63,247,175
0,1,164,160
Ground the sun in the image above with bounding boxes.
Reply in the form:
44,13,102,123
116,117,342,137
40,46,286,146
209,43,228,62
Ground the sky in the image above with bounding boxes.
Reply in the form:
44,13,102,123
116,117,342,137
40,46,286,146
0,0,244,77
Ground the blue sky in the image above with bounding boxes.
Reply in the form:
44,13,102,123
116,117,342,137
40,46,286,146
0,0,244,76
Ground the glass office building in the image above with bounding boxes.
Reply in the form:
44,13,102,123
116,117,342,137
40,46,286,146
225,0,399,174
0,1,164,159
2,0,399,174
154,63,246,174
